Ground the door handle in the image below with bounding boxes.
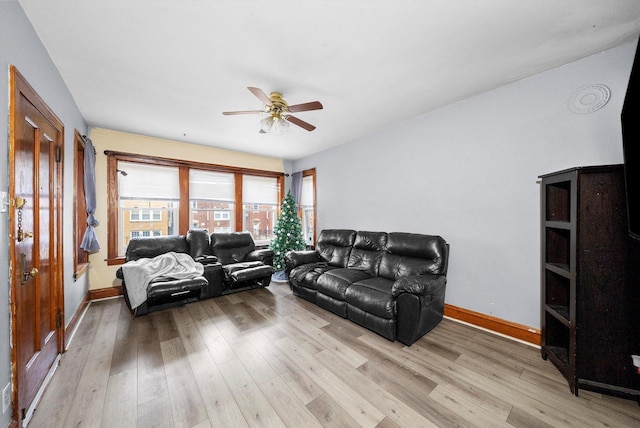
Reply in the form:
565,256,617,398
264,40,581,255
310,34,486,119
21,253,38,284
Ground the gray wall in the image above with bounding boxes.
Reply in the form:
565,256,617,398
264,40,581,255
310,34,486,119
1,2,88,426
292,40,637,329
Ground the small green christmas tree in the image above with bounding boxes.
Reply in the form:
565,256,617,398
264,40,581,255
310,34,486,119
270,191,306,272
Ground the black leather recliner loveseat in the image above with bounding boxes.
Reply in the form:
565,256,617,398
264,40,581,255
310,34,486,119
285,229,449,345
116,230,275,316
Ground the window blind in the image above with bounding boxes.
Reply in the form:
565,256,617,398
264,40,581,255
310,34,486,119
243,175,278,204
189,169,234,201
301,175,314,206
118,161,179,199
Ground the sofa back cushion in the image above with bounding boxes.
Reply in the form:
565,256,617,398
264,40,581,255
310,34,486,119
379,233,448,280
348,231,387,276
125,235,188,262
186,229,210,259
210,232,256,264
316,229,356,267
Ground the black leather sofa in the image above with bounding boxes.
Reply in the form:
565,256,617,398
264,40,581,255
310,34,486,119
116,230,274,316
285,229,449,345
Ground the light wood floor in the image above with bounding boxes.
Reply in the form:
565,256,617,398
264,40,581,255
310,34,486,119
29,282,640,428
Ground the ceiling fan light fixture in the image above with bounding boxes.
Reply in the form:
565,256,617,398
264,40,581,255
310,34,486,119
272,116,289,135
260,116,274,133
259,114,290,135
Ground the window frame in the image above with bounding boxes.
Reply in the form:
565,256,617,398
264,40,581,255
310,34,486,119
300,168,317,247
105,150,284,265
73,130,89,279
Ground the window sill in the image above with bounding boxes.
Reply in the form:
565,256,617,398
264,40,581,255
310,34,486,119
74,262,90,281
106,257,126,266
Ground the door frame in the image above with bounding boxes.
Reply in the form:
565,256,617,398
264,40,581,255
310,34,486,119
8,65,65,424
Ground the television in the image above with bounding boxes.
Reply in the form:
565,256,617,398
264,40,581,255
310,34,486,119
621,40,640,241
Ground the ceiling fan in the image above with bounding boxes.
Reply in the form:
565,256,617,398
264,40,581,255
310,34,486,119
223,87,323,133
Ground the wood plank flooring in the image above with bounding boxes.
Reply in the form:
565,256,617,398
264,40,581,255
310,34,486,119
29,282,640,427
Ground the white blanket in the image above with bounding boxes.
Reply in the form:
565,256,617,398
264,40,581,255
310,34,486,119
121,252,204,309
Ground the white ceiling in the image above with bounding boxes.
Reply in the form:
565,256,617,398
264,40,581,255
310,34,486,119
18,1,640,160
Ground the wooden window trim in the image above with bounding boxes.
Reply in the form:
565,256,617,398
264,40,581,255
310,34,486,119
74,130,89,279
105,150,284,265
302,168,317,246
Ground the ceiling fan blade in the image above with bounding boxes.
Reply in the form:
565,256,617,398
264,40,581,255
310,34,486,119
247,87,273,106
222,110,264,115
287,101,323,113
286,115,316,131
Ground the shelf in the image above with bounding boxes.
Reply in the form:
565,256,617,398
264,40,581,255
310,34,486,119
540,165,640,401
546,305,570,325
544,311,570,368
545,180,571,222
546,263,570,276
545,228,571,268
545,221,571,230
547,346,570,368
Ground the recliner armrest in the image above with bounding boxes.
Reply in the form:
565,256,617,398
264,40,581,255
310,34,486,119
116,267,124,280
391,274,446,298
246,248,274,265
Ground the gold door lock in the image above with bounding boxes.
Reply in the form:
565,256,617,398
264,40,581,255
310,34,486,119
17,230,34,241
15,196,33,242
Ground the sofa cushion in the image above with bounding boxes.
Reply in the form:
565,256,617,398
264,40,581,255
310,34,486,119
186,229,211,259
379,233,448,280
379,254,434,280
210,232,256,264
126,235,188,261
345,277,395,320
348,231,386,276
316,229,356,267
316,268,372,300
290,263,337,290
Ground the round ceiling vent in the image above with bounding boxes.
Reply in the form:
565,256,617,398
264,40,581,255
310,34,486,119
568,84,611,115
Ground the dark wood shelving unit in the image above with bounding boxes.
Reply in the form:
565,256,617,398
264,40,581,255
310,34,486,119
540,165,640,402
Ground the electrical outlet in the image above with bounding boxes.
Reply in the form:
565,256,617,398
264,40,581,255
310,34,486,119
2,383,10,414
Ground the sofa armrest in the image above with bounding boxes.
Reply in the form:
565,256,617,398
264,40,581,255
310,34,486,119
391,274,446,298
246,248,274,265
284,250,323,275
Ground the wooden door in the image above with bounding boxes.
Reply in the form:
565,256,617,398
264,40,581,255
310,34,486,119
9,66,64,424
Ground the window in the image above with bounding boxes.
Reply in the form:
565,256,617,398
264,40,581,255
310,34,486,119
106,151,284,264
117,161,179,256
214,211,230,220
300,170,316,246
243,175,279,246
130,209,162,222
189,169,235,231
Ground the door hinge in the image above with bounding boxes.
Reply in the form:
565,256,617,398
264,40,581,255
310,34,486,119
56,311,63,329
55,145,62,163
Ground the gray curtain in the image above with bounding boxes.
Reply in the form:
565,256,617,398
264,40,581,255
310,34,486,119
290,171,303,207
80,136,101,252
